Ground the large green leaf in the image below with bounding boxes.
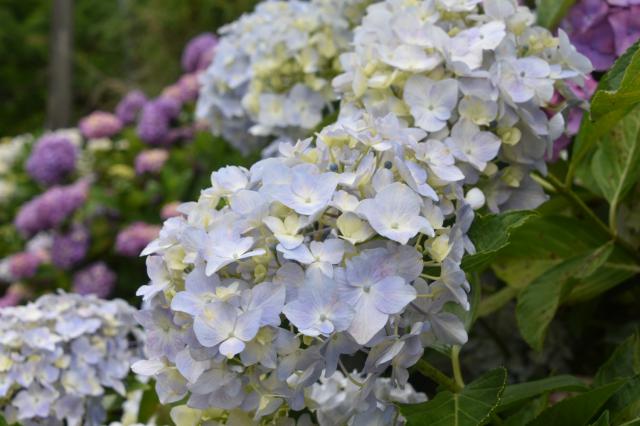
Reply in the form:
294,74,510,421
529,380,627,426
590,411,611,426
462,211,537,273
591,42,640,121
401,368,507,426
536,0,576,30
570,42,640,188
591,108,640,215
499,375,588,411
516,243,613,351
491,216,635,302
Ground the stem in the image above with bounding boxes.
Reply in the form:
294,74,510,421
451,346,465,388
415,359,462,393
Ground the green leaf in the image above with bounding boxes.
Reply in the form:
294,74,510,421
591,108,640,219
591,41,640,120
590,411,611,426
503,396,549,426
462,211,537,272
492,215,607,289
499,375,588,411
603,375,640,425
138,382,161,423
0,415,8,426
529,380,627,426
401,368,507,426
516,243,614,351
571,42,640,189
595,333,640,387
536,0,577,29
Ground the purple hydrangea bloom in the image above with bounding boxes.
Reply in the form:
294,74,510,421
136,97,181,146
160,202,181,220
563,0,640,70
8,252,41,280
115,222,161,257
134,149,169,175
79,111,123,139
115,90,148,125
15,180,90,237
51,226,90,269
26,135,77,186
181,33,218,73
72,262,116,298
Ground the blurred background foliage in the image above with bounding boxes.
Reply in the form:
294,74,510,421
0,0,259,135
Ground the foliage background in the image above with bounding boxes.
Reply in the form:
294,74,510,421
0,0,259,135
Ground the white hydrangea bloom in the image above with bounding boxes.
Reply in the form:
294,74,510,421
135,0,591,424
334,0,592,212
196,0,371,155
0,293,142,426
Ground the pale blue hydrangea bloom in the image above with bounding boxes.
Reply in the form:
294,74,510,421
196,0,372,155
0,293,141,426
133,0,591,424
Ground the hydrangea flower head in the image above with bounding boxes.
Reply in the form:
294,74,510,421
196,0,371,154
134,149,169,175
0,293,141,425
115,222,161,257
79,111,123,139
72,262,117,298
115,90,148,125
134,0,591,423
181,32,218,73
26,134,77,186
51,225,90,269
562,0,640,70
15,180,90,237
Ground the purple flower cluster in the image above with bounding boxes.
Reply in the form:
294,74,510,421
115,222,160,257
25,134,77,186
79,111,123,139
72,262,116,298
15,180,90,237
136,97,182,146
563,0,640,70
134,149,169,175
51,226,90,269
8,252,41,280
115,90,148,125
181,32,218,73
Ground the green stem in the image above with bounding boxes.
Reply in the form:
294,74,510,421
478,286,519,318
415,359,462,393
451,346,465,388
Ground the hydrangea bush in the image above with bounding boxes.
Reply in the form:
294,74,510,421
0,292,141,425
196,0,371,155
133,0,598,423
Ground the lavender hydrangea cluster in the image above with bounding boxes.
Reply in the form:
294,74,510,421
181,32,218,73
72,262,117,298
134,149,169,175
14,180,90,237
25,134,77,186
115,222,161,257
115,90,148,125
196,0,371,155
562,0,640,71
133,0,591,423
79,111,123,139
137,97,182,146
51,226,90,270
0,292,141,425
